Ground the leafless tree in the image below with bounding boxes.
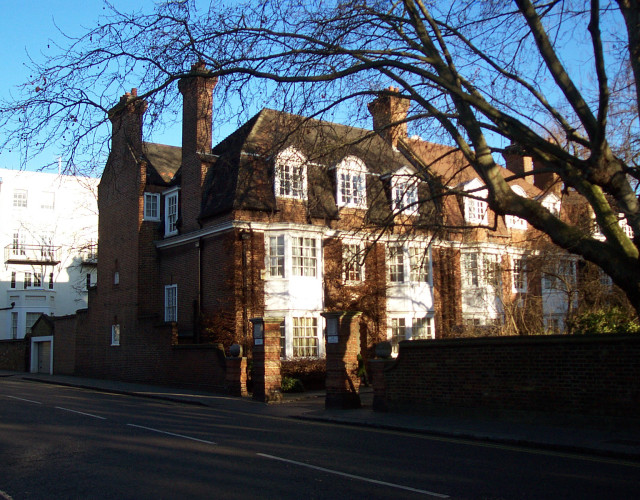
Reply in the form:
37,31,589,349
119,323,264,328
1,0,639,312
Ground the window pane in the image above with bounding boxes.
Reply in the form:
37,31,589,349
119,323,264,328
388,247,404,282
13,190,27,208
292,237,316,277
390,318,406,354
165,285,177,322
412,317,431,339
343,243,363,282
268,235,285,277
292,317,318,357
463,253,479,287
409,247,428,282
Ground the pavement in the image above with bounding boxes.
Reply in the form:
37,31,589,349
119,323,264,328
2,370,639,461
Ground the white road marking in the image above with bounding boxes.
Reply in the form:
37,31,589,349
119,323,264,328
257,453,450,498
6,396,42,404
55,406,107,420
127,424,217,445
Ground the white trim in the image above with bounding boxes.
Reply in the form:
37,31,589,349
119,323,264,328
164,284,178,322
143,192,161,221
164,191,179,237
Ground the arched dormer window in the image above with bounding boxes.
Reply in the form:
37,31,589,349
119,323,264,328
274,147,307,200
336,156,367,208
391,165,419,215
505,185,528,230
540,192,561,217
461,178,488,225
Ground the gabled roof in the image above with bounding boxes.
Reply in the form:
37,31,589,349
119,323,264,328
142,142,182,186
405,137,544,199
200,108,408,221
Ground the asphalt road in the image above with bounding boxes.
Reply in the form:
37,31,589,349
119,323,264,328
1,378,639,499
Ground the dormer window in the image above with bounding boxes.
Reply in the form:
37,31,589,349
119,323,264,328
391,166,418,215
505,185,528,230
336,156,367,208
275,147,307,200
461,179,488,225
541,193,561,217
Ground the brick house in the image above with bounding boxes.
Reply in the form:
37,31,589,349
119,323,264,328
69,62,619,384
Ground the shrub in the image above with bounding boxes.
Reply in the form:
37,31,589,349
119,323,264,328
281,358,326,391
281,377,305,393
568,307,640,335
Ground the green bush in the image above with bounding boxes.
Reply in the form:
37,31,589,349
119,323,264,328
568,307,640,335
281,376,305,393
281,358,326,391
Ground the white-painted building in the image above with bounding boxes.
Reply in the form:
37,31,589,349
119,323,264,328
0,169,98,339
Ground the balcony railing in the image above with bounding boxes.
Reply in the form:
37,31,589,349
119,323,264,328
80,244,98,265
4,244,61,265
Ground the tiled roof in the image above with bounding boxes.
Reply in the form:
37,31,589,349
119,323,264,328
142,142,182,185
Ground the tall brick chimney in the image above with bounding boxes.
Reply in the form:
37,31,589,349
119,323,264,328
108,88,147,159
178,61,218,157
503,144,534,183
368,87,410,147
503,143,561,194
178,62,218,231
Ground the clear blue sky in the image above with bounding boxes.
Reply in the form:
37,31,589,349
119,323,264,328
0,0,172,173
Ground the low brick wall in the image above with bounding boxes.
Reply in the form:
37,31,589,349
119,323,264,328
380,334,640,417
0,339,29,371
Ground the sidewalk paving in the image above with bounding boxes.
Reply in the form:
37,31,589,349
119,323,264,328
3,370,639,461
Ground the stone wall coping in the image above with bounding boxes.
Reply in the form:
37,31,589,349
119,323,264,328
398,333,640,350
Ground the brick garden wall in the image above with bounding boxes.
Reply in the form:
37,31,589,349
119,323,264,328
0,340,29,371
52,315,77,375
70,313,226,391
381,334,640,417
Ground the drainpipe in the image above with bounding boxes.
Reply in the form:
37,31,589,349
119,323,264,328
196,238,203,343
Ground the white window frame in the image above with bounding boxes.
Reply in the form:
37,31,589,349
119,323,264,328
292,316,319,357
512,257,527,292
391,174,419,215
409,246,429,283
267,234,286,278
541,193,561,217
618,213,634,239
111,324,121,346
11,312,18,339
40,191,55,210
164,284,178,322
411,316,433,340
13,189,27,208
12,231,25,257
144,192,161,221
164,188,179,237
543,258,576,291
464,197,488,225
388,245,405,283
462,252,480,287
336,156,367,208
292,237,317,277
390,317,407,355
505,186,528,230
343,242,364,282
275,147,307,200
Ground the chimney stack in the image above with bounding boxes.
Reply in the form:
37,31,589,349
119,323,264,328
178,61,218,157
178,62,218,232
108,88,148,157
503,143,561,194
368,87,410,147
503,144,534,183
